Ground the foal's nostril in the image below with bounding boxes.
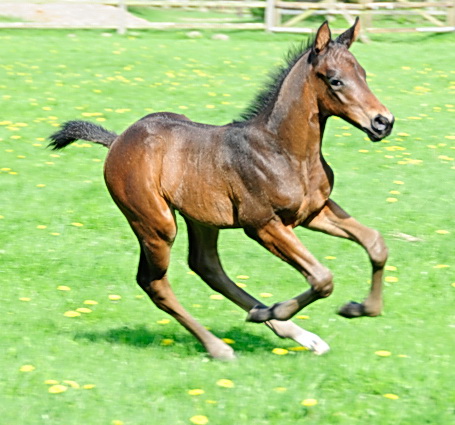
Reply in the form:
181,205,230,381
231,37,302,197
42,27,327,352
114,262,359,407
372,115,389,132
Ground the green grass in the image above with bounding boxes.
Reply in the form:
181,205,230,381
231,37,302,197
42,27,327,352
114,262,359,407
1,28,454,425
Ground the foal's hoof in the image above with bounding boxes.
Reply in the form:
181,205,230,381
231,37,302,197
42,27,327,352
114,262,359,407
246,305,273,323
338,301,365,318
210,343,236,361
294,331,330,355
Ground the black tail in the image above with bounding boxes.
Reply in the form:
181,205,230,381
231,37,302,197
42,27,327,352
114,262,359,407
48,120,118,150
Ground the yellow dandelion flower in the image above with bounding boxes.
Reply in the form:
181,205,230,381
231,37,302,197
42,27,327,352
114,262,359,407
190,415,209,425
433,264,449,269
389,190,400,195
205,105,215,109
206,400,217,404
393,180,404,185
385,276,399,283
383,393,399,400
71,222,84,227
57,285,71,291
375,350,392,357
76,307,92,314
272,348,289,355
216,379,234,388
236,275,249,279
63,311,81,318
157,319,170,325
235,282,247,288
48,384,68,394
451,282,455,288
288,346,309,351
435,230,449,234
385,265,397,271
325,256,336,260
438,155,454,161
386,198,398,203
259,292,273,298
36,184,46,188
63,380,80,389
44,380,59,385
19,297,31,302
296,315,310,320
20,365,35,372
112,421,124,425
108,294,121,301
209,294,224,300
36,225,47,229
273,387,288,392
188,389,205,396
83,300,98,305
83,384,96,389
222,338,235,345
301,398,318,407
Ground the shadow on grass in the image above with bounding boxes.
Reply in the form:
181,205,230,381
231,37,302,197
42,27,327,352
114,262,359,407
74,324,279,354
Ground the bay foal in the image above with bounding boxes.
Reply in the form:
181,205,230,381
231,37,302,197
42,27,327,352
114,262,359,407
50,19,394,359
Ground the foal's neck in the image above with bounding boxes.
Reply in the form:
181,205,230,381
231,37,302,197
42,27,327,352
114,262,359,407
266,53,325,162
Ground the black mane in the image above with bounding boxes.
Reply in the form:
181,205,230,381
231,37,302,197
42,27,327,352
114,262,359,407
236,37,314,122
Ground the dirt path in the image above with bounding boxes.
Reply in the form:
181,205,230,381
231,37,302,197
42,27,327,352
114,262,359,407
0,2,150,27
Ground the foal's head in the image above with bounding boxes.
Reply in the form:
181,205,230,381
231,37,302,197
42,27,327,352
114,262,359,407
309,19,394,142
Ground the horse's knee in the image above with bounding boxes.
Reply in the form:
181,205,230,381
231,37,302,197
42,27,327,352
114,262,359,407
309,267,334,298
368,231,388,268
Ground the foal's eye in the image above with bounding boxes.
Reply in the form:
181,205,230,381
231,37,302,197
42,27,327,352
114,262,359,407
330,79,343,87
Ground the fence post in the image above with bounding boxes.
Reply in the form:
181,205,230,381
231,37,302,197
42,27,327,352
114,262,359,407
265,0,278,32
448,0,455,26
359,0,372,30
118,0,127,35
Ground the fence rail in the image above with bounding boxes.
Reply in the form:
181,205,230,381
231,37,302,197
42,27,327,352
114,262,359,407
0,0,454,34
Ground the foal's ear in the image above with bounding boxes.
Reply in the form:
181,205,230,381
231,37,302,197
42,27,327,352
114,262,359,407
313,21,331,55
336,17,361,49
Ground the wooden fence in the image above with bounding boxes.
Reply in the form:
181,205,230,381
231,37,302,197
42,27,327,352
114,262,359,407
266,1,455,34
0,0,454,34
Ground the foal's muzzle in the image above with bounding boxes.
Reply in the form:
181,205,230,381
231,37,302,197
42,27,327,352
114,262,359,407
366,114,394,142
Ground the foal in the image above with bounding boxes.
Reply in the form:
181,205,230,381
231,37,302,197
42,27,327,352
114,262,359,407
49,19,394,359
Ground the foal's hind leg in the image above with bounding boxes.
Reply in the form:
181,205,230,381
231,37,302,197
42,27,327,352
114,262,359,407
133,217,234,360
305,199,388,318
185,219,329,354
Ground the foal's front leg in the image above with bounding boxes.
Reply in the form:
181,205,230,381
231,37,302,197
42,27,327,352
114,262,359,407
245,217,334,323
305,199,388,318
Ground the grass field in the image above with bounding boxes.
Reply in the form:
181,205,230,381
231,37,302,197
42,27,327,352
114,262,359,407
1,26,454,425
